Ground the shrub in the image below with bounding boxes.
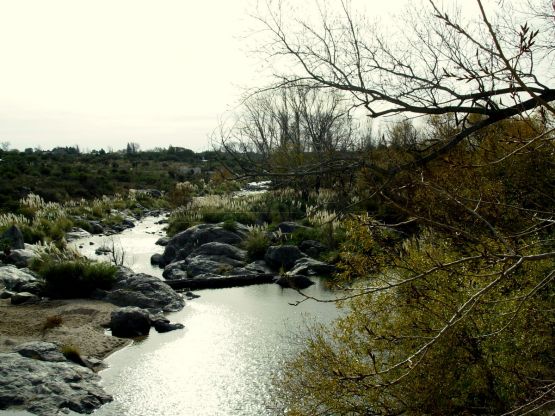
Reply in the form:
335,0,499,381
33,257,117,299
42,315,63,334
244,228,271,261
61,344,86,366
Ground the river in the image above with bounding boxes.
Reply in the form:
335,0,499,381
73,216,340,415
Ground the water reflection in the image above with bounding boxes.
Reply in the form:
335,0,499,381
95,282,340,416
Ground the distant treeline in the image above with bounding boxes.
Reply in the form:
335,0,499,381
0,146,232,212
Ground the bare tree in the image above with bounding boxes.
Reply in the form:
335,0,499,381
251,0,554,175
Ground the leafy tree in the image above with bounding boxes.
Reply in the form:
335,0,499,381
234,0,555,414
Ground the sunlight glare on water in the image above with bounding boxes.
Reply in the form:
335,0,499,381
95,283,340,416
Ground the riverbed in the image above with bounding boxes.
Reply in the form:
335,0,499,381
73,216,340,415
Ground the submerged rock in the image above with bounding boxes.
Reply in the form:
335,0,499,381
0,350,111,415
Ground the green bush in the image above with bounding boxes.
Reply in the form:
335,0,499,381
244,229,271,261
34,259,117,298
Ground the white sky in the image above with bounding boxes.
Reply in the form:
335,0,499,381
0,0,410,152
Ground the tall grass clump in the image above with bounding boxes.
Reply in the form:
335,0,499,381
31,244,117,298
244,224,271,260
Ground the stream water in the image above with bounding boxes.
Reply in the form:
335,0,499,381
72,216,341,415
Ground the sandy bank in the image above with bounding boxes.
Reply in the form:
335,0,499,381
0,298,129,359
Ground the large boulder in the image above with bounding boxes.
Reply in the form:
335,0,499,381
160,223,248,266
265,245,306,271
0,351,111,415
288,257,335,277
0,266,40,292
0,225,25,250
110,306,151,338
103,267,185,312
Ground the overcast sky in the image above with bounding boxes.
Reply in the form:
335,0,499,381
0,0,410,152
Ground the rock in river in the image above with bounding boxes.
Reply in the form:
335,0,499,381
110,306,151,338
102,267,185,312
160,223,248,266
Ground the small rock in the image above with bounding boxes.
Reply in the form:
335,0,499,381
153,321,184,333
0,290,14,299
11,291,40,305
185,291,200,300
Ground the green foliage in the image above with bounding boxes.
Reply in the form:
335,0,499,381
243,228,271,261
274,222,555,415
32,255,117,299
60,344,86,366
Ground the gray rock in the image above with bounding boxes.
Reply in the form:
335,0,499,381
276,221,311,234
0,265,38,291
155,236,170,246
185,291,200,299
162,260,188,280
161,223,248,266
185,256,239,278
88,221,105,234
265,245,306,270
150,253,164,265
153,321,184,333
299,240,327,257
275,275,315,289
15,341,66,362
103,267,185,312
0,351,111,415
288,257,335,277
0,225,25,250
110,306,151,338
189,242,247,262
0,290,14,299
10,292,39,305
65,228,92,242
6,249,36,268
230,260,273,276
